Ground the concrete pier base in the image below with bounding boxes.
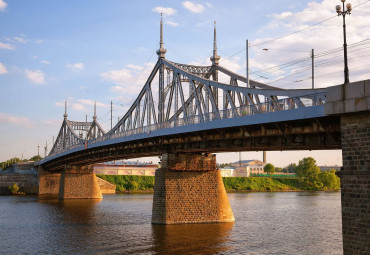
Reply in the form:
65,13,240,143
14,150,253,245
152,153,234,224
58,165,102,199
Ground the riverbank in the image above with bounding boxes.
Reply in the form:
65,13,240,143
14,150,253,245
96,174,339,193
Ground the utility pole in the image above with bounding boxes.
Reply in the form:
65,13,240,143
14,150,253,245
246,39,249,88
111,100,113,129
311,49,315,89
37,145,40,157
44,142,48,157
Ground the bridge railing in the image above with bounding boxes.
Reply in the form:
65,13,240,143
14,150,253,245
86,92,326,145
46,92,326,158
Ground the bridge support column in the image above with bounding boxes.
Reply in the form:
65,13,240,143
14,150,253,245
38,167,61,195
340,113,370,254
59,165,102,199
325,81,370,254
152,153,234,224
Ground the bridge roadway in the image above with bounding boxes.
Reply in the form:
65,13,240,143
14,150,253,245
41,104,341,172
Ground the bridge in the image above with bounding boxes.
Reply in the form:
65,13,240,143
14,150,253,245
37,18,369,254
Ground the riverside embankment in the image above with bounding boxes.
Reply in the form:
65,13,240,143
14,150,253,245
97,174,339,193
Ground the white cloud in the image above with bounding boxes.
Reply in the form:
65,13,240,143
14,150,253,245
41,60,50,64
102,62,156,97
127,64,143,70
272,11,293,20
182,1,204,13
77,99,108,108
0,0,7,11
71,103,86,112
153,6,177,16
0,62,8,74
166,20,179,27
241,0,370,89
66,62,84,70
0,113,33,128
14,36,26,43
25,69,45,84
100,69,133,85
0,42,15,50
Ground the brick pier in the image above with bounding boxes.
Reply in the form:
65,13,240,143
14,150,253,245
325,80,370,254
152,153,235,224
58,165,102,199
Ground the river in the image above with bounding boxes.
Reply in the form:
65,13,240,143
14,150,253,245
0,191,342,254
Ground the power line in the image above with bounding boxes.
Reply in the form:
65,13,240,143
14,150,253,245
220,0,370,62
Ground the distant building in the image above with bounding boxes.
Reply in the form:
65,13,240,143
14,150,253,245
319,166,341,172
226,160,266,177
219,166,235,177
93,160,158,176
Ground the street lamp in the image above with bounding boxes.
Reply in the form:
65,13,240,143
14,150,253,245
336,0,352,84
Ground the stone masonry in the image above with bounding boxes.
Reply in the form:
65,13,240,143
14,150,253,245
38,168,61,195
152,153,235,224
340,113,370,254
59,165,102,199
325,80,370,254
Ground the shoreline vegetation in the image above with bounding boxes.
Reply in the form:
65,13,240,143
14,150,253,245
96,174,340,194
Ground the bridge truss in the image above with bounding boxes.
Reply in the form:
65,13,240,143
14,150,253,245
41,18,338,170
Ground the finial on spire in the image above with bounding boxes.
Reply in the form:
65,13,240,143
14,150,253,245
210,21,221,65
93,101,97,120
63,99,68,119
156,13,167,58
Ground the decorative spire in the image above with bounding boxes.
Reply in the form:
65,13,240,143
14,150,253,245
93,101,97,120
210,21,220,65
64,100,68,119
156,13,167,58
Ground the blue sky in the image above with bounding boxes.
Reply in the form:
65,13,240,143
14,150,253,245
1,0,369,166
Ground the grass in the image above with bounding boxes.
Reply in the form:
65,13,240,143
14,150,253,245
97,174,320,193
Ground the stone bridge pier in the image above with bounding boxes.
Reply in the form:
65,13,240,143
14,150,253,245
152,153,235,224
325,80,370,254
39,165,102,199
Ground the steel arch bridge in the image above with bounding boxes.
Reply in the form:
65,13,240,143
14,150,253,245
39,19,341,172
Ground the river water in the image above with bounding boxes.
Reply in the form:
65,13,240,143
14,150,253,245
0,192,342,254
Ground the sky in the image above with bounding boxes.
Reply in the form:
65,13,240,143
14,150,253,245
1,0,369,167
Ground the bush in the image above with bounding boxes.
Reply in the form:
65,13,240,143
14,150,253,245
8,183,20,194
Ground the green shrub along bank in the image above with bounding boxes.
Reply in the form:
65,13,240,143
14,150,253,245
97,174,155,192
97,175,340,193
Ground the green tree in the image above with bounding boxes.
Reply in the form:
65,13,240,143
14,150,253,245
295,157,321,184
284,163,297,173
318,169,340,190
275,167,283,172
264,163,275,175
29,155,42,162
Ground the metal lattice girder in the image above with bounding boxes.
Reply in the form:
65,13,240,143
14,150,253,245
46,57,327,159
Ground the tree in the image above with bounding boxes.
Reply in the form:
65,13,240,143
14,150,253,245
295,157,321,183
29,155,42,162
318,169,340,190
264,163,275,175
275,167,283,172
283,163,297,173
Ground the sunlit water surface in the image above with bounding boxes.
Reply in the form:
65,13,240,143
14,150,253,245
0,192,342,254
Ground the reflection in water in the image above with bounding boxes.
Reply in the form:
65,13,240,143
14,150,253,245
152,223,234,254
0,192,342,254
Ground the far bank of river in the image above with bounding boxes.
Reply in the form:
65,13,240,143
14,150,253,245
97,174,340,193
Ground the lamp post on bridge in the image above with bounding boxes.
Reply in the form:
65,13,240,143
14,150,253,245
336,0,352,84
